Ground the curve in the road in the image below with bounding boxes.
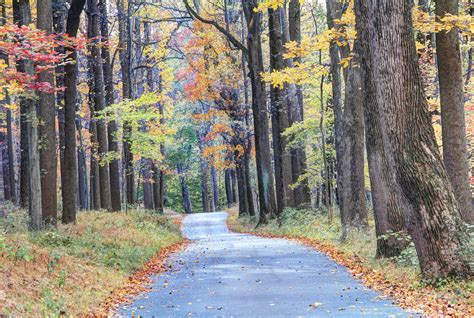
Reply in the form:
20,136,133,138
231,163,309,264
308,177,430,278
118,212,415,318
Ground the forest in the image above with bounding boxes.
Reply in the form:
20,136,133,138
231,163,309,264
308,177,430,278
0,0,472,315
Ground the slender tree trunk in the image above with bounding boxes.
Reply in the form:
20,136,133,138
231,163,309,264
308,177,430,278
199,155,210,212
243,0,277,224
53,0,66,214
354,0,471,278
435,0,473,224
76,118,88,210
0,129,11,201
100,0,121,211
6,102,16,203
87,0,112,210
13,0,31,209
117,0,134,205
12,0,41,228
283,3,311,206
225,169,233,207
210,165,219,211
37,0,58,226
177,163,192,214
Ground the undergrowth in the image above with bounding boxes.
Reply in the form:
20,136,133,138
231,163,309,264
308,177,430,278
0,206,182,317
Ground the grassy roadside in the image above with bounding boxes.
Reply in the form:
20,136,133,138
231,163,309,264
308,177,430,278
0,205,183,317
227,206,473,317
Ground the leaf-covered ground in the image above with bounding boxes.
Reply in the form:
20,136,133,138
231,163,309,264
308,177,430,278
227,207,473,317
0,207,183,317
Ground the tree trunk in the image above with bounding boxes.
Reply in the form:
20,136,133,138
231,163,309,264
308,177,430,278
37,0,58,226
53,0,66,214
243,0,277,224
6,102,16,203
100,0,121,211
89,113,101,210
354,0,471,278
435,0,473,224
177,163,192,214
340,47,368,234
269,7,295,215
225,169,233,207
62,0,85,223
0,129,11,201
12,0,31,209
76,119,88,210
283,3,311,207
87,0,112,210
210,165,219,211
117,0,134,205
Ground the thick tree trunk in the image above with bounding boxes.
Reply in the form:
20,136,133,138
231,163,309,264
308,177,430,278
358,45,409,257
243,0,277,224
61,0,85,223
87,0,111,211
340,49,368,235
435,0,473,224
37,0,58,226
354,0,471,278
269,7,295,214
100,0,121,211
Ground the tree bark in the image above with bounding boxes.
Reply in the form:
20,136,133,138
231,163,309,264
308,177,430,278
100,0,121,211
283,3,311,206
177,162,192,214
243,0,277,224
76,118,88,210
210,165,219,211
117,0,134,205
225,169,233,207
340,46,368,234
435,0,473,224
354,0,471,278
61,0,85,223
37,0,58,226
12,0,31,209
87,0,112,210
358,42,409,257
268,7,294,215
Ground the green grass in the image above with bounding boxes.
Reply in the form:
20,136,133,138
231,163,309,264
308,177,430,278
0,206,183,317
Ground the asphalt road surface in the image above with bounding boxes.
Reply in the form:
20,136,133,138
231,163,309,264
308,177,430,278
118,212,413,317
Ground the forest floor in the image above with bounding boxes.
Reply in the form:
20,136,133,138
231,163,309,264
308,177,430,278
227,207,474,317
0,204,184,317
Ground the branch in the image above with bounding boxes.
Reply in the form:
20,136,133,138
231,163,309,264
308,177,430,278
182,0,248,56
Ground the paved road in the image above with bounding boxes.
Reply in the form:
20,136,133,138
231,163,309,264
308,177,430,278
118,212,412,317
